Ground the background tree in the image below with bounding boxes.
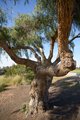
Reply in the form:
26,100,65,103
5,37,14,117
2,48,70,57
0,0,80,116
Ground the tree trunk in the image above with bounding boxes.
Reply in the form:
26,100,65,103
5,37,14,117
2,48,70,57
58,0,74,53
58,0,76,70
28,74,52,115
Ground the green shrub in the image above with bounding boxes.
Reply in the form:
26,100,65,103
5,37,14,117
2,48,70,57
5,65,26,76
5,65,35,82
0,65,35,89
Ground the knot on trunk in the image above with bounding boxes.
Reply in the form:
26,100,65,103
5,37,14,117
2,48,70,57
60,51,76,70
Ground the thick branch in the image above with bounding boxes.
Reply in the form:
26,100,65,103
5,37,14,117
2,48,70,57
0,42,38,71
12,45,41,62
53,64,72,77
36,63,74,77
48,30,58,62
53,33,80,66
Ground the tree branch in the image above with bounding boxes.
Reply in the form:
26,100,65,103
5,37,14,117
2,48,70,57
69,33,80,44
0,41,38,71
53,57,60,66
53,33,80,66
48,30,58,62
34,45,46,63
12,45,41,62
53,64,71,77
38,47,46,62
36,63,71,77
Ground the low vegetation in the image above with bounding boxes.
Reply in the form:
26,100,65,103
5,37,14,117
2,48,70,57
0,65,80,92
0,65,35,92
72,68,80,74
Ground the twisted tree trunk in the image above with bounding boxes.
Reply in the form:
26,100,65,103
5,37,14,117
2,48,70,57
28,74,52,114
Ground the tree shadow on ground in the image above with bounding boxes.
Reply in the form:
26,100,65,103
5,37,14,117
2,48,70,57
49,76,80,106
27,76,80,120
0,84,9,92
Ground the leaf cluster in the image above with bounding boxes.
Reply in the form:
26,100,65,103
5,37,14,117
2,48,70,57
0,8,7,27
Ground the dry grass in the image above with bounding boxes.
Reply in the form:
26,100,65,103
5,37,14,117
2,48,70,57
0,75,30,92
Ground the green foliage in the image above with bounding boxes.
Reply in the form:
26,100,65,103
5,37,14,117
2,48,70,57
0,27,10,41
0,8,7,27
5,65,35,81
34,0,57,40
11,14,40,45
0,65,35,91
8,14,43,57
3,65,35,85
5,65,25,76
0,0,80,61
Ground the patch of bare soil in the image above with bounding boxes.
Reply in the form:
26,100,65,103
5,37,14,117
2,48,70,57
0,85,30,120
0,76,80,120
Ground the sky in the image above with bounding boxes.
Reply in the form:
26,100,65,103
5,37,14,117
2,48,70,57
0,0,80,68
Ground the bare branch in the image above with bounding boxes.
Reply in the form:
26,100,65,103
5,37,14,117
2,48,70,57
48,30,58,62
12,45,41,62
53,57,60,66
0,41,38,71
69,33,80,44
38,47,46,62
34,45,46,62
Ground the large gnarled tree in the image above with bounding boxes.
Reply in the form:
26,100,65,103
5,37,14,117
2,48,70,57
0,0,80,116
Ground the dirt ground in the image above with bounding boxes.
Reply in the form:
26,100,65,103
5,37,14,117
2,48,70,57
0,76,80,120
0,85,30,120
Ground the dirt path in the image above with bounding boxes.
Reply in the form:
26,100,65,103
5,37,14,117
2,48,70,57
0,85,30,120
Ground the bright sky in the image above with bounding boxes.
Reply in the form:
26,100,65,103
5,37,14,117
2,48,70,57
0,0,80,68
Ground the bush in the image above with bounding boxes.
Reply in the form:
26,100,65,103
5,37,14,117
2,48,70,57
0,65,35,90
4,65,35,83
5,65,26,76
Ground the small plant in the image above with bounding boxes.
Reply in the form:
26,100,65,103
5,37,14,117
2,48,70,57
21,102,29,114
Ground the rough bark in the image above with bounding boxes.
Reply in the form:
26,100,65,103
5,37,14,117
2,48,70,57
28,74,52,115
58,0,76,70
58,0,74,53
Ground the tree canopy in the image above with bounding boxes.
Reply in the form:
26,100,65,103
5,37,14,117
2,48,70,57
0,0,80,70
